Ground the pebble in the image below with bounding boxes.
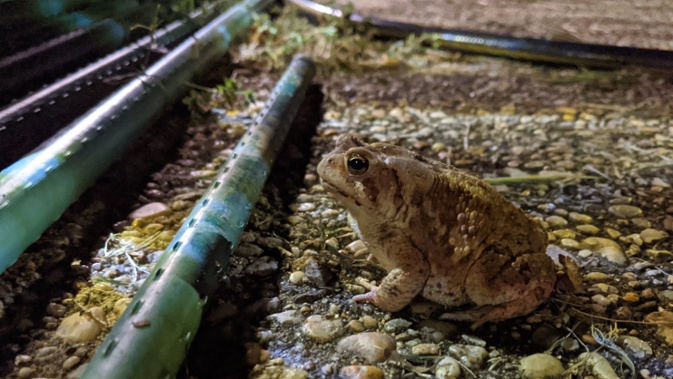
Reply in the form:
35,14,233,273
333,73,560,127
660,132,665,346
580,237,627,265
347,320,365,332
519,353,564,378
303,315,343,342
622,292,640,302
545,215,568,227
576,224,600,234
55,312,103,342
336,333,396,363
411,343,440,355
289,271,305,284
608,205,642,218
362,315,378,328
632,218,651,228
296,203,316,212
560,238,579,248
577,249,592,258
620,336,652,358
640,228,668,243
36,346,58,357
435,356,461,379
568,212,592,223
339,365,384,379
267,310,303,326
17,367,36,378
128,202,170,221
645,311,673,345
244,256,278,276
383,318,412,333
47,303,67,317
448,344,488,369
63,356,81,370
552,229,576,239
605,228,622,239
584,272,609,281
664,215,673,232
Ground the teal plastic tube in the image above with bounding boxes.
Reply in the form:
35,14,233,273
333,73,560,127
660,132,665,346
80,55,316,379
0,0,273,274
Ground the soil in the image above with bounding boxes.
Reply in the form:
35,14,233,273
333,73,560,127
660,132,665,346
1,2,673,379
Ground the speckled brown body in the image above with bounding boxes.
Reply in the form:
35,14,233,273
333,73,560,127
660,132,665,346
317,134,557,327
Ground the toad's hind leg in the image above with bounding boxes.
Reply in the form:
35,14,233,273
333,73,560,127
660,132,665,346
442,251,556,328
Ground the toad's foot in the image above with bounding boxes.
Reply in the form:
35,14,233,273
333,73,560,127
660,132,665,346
353,287,380,305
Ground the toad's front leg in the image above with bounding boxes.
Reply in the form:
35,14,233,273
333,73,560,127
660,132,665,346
352,236,430,312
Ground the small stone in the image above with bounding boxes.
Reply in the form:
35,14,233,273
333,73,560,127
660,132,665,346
47,303,67,317
519,353,564,378
36,346,58,357
576,224,600,234
383,318,412,333
435,356,461,379
577,249,592,258
56,313,103,342
448,344,488,369
303,315,343,342
622,292,639,302
411,343,440,355
652,177,670,187
268,310,303,326
17,367,36,378
297,203,316,212
347,320,365,332
663,216,673,232
552,229,576,239
608,205,642,218
622,233,643,246
640,228,668,243
362,316,378,329
339,365,384,379
560,238,579,248
568,212,592,223
128,202,170,221
14,355,31,365
632,218,651,228
645,311,673,345
336,333,396,363
63,356,81,370
545,216,568,227
244,256,278,276
605,228,622,238
580,237,627,265
289,271,305,284
621,336,652,358
584,272,609,281
592,294,613,307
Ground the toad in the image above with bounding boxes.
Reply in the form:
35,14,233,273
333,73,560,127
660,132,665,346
317,134,558,328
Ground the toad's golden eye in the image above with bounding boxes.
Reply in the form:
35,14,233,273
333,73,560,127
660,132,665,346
347,153,368,175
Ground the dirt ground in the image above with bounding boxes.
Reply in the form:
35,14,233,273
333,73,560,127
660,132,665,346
1,1,673,378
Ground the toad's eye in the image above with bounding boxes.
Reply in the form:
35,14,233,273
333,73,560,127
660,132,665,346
347,153,368,175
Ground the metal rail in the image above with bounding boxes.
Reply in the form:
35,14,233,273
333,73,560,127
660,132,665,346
81,54,316,379
0,0,274,274
288,0,673,69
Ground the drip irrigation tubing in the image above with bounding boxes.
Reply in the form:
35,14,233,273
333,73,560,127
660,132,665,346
81,54,316,379
0,2,225,170
287,0,673,69
0,0,274,275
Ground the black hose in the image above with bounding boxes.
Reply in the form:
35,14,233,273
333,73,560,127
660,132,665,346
287,0,673,69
